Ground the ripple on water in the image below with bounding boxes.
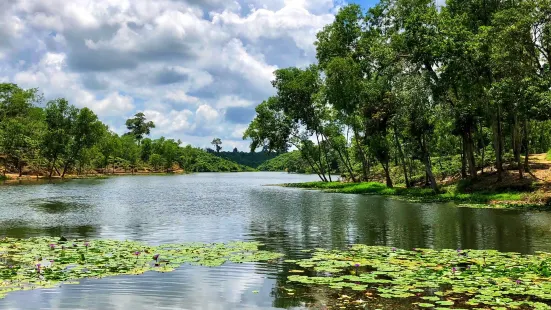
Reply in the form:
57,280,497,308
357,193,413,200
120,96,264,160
1,172,551,309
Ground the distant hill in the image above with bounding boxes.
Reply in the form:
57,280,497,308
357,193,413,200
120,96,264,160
183,148,255,172
257,151,311,173
210,151,279,169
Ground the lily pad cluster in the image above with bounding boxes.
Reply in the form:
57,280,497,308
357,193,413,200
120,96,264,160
286,245,551,309
0,237,282,299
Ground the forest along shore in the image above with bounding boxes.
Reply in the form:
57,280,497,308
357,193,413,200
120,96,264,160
0,170,184,183
281,154,551,210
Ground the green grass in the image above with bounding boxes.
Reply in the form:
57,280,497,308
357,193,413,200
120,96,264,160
547,150,551,161
283,181,532,208
0,174,10,181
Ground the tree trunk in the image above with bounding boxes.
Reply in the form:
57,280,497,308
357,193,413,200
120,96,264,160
513,115,523,179
320,136,332,182
330,140,357,183
479,119,486,174
420,135,438,193
523,119,530,172
49,159,56,178
393,127,410,187
492,106,504,182
61,162,70,178
467,131,477,179
18,159,23,177
353,129,369,181
461,138,467,178
314,134,328,182
298,143,327,182
366,154,372,181
336,131,358,182
463,132,477,179
382,161,393,188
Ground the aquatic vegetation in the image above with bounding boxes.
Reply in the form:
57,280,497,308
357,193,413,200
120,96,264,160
0,237,282,299
287,245,551,308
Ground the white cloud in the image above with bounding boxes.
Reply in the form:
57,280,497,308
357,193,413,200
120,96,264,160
0,0,343,146
215,95,254,108
165,90,201,105
218,39,277,91
212,4,335,54
196,104,220,123
95,92,135,117
144,109,195,135
13,53,133,117
231,124,248,139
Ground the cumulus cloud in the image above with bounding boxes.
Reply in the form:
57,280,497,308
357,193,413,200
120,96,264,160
95,93,136,117
144,109,195,135
196,104,220,124
0,0,342,147
211,4,335,54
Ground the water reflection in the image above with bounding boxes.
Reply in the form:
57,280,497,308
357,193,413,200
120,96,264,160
246,189,551,254
1,173,551,309
0,222,99,239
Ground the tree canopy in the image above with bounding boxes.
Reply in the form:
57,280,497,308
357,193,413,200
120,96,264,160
244,0,551,190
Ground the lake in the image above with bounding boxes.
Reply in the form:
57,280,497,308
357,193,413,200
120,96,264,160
1,172,551,309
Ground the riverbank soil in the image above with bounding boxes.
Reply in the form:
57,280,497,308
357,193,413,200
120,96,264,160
459,153,551,205
2,168,187,183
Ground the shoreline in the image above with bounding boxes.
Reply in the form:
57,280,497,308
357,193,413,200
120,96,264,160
279,181,551,210
1,170,272,184
1,171,190,183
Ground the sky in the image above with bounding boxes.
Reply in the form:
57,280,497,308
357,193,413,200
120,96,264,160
0,0,377,151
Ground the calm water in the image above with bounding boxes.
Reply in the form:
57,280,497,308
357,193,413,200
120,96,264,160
1,172,551,309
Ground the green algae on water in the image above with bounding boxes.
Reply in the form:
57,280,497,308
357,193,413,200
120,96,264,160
286,245,551,309
0,237,282,299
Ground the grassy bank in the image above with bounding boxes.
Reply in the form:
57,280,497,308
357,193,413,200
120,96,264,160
282,181,548,209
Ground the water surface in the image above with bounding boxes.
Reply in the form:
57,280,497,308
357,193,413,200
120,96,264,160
1,172,551,309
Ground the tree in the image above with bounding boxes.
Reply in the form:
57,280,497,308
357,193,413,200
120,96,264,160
233,147,238,153
483,0,551,178
395,73,439,192
243,97,293,154
0,83,41,122
61,107,103,177
42,99,77,178
140,138,153,162
120,135,140,174
271,66,334,182
125,112,155,144
149,154,164,172
0,84,44,176
161,139,181,172
211,138,222,153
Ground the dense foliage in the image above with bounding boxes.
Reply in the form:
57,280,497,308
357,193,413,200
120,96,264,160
257,151,312,173
244,0,551,191
0,83,251,177
211,150,279,169
180,146,254,172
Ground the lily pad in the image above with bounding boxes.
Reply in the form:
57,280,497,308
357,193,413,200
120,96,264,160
0,237,282,300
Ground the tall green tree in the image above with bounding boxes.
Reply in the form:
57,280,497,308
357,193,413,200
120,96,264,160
243,97,293,154
42,99,77,178
61,107,103,177
125,112,155,144
211,138,223,153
